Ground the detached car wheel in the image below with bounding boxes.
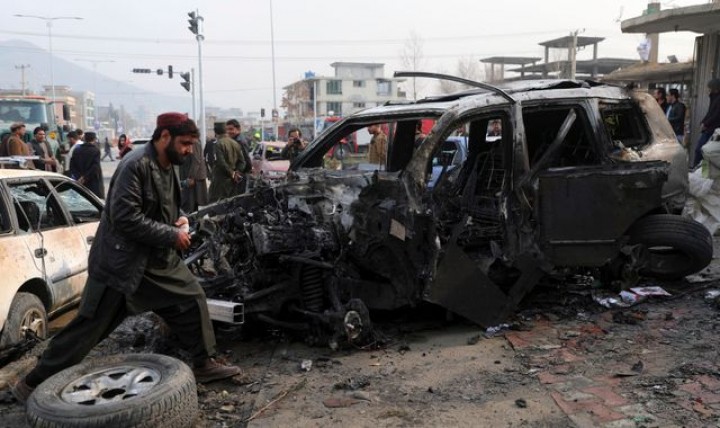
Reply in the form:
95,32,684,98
26,353,198,428
0,292,47,347
629,214,713,280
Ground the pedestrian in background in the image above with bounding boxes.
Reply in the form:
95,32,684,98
203,134,216,177
179,139,208,212
693,78,720,167
10,112,241,405
226,119,252,192
101,136,114,161
367,123,387,166
70,132,105,199
666,89,686,145
208,122,246,202
654,87,669,114
118,134,133,159
29,127,58,171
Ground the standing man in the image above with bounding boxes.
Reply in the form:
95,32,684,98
66,130,84,170
226,119,252,193
666,89,686,144
70,132,105,199
654,87,669,114
10,113,241,404
29,127,58,171
694,79,720,167
281,128,308,162
208,122,246,202
1,122,34,169
367,123,388,166
203,134,217,177
179,138,209,212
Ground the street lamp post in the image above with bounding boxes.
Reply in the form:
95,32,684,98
14,14,83,121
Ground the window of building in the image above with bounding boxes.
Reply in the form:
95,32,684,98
353,102,366,109
377,80,391,96
326,102,342,116
353,81,366,88
326,80,342,95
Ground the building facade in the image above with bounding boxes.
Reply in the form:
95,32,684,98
283,62,406,135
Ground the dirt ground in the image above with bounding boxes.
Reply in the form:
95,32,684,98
2,255,720,427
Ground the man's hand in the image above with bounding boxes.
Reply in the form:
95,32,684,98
174,216,191,250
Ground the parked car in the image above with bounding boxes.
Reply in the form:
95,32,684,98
0,169,103,348
185,75,711,346
251,141,290,181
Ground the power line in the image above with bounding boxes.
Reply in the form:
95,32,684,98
6,44,544,62
0,28,568,46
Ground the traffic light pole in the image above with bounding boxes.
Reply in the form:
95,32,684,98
197,29,206,150
188,9,206,151
191,68,196,120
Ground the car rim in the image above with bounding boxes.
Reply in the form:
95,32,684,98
21,309,46,339
59,366,161,406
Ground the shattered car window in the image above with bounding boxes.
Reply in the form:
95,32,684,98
0,192,10,233
8,180,67,232
523,106,598,167
600,103,649,149
51,180,102,224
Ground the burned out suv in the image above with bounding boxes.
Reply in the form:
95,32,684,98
187,75,711,346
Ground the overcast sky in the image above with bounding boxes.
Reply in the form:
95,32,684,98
1,0,707,113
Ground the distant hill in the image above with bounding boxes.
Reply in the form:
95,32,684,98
0,39,188,122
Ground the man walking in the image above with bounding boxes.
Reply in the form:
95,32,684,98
10,112,241,404
70,132,105,199
101,136,114,161
666,89,686,145
208,122,246,202
694,79,720,167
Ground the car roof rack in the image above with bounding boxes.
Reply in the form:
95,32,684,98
394,71,516,104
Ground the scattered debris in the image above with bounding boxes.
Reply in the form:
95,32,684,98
485,324,511,337
244,379,307,422
322,397,363,408
704,290,720,301
594,287,671,309
300,359,313,372
334,376,371,391
515,398,528,408
398,345,411,355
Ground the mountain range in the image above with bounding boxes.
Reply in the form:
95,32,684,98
0,39,188,123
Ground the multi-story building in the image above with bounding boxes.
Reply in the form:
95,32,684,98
283,62,406,135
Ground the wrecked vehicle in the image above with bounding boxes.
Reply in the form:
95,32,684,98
186,74,712,346
0,169,102,348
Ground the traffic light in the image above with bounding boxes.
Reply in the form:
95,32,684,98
180,72,191,92
260,108,266,118
188,12,199,35
168,65,173,79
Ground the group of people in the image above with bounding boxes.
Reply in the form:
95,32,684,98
654,78,720,168
10,112,242,405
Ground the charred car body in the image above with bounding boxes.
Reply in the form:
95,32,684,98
188,75,712,346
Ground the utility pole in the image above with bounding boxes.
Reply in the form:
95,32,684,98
188,10,206,149
568,30,578,80
15,64,30,95
269,0,278,139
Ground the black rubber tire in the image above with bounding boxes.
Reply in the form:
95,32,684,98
0,292,47,348
26,353,198,428
629,214,713,280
